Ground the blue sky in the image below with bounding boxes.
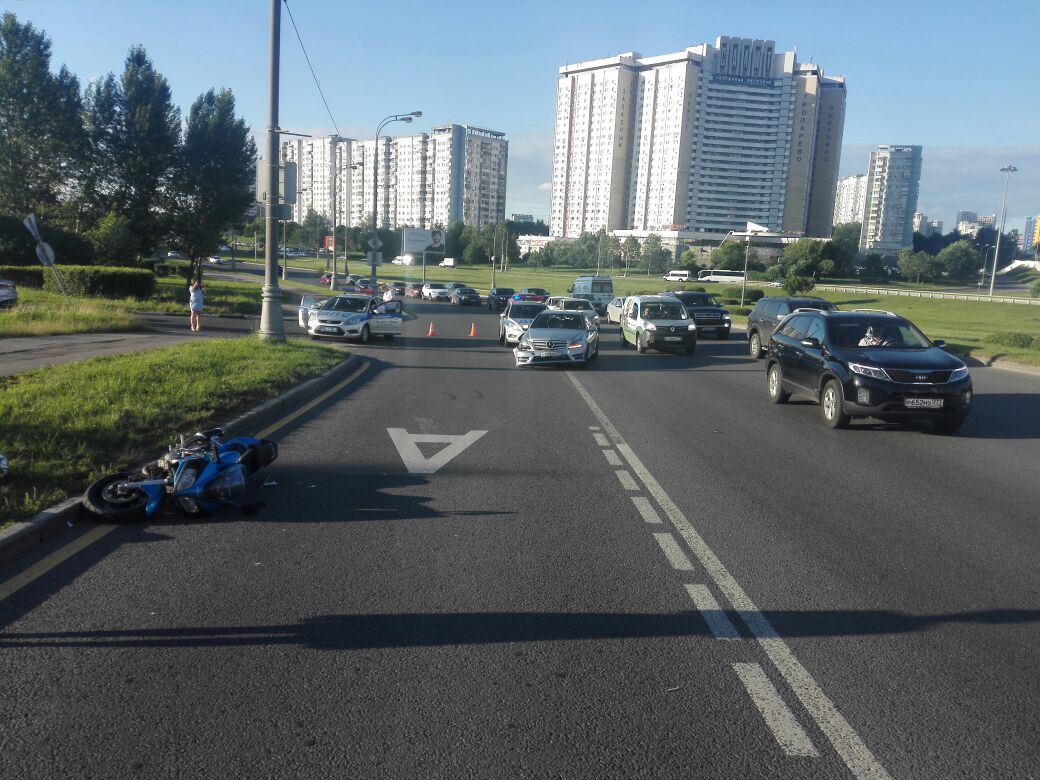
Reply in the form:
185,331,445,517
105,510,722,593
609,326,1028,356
6,0,1039,233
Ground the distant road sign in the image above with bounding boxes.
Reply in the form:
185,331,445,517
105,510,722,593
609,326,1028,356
367,237,383,251
35,242,55,267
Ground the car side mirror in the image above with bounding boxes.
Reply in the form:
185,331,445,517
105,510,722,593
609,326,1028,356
800,337,821,349
933,339,947,350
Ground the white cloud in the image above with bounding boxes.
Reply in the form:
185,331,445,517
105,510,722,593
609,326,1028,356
537,181,552,191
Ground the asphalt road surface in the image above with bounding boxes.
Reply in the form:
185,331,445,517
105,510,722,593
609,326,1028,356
1,301,1038,778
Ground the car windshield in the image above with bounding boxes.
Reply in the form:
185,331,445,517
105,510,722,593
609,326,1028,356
457,288,477,295
531,312,586,329
495,288,515,296
525,288,547,295
509,304,546,319
642,303,687,320
427,283,445,289
321,297,369,312
829,319,932,349
591,282,612,293
562,300,593,310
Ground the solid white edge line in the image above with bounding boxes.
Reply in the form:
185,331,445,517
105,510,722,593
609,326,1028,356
603,449,623,466
683,584,740,640
614,470,639,491
565,372,890,780
734,662,821,758
630,495,662,524
652,533,695,571
592,432,609,447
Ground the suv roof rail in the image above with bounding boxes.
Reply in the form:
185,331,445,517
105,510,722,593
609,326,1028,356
850,308,898,316
792,306,829,313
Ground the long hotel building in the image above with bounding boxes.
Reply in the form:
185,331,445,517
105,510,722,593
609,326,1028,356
550,36,846,240
283,125,507,230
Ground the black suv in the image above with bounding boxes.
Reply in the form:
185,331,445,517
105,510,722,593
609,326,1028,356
765,309,972,432
747,296,836,358
487,287,515,310
661,291,731,338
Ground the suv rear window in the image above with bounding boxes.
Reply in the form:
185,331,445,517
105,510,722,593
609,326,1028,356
509,304,546,318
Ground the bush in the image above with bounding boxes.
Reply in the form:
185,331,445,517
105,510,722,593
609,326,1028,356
744,288,764,303
0,265,45,287
42,266,156,300
721,285,742,299
983,332,1038,349
729,307,753,317
0,213,95,266
1031,279,1040,299
783,274,816,295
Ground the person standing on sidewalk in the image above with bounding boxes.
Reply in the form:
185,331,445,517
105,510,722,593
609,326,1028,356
189,280,204,332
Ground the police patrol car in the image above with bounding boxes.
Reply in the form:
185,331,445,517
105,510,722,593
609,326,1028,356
305,294,403,343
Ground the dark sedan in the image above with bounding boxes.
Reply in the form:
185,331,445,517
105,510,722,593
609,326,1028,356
451,287,482,305
487,287,515,310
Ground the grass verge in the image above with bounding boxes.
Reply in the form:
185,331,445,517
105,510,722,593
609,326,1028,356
0,337,344,527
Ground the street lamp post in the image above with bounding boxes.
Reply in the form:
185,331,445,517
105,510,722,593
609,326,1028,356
371,112,422,282
259,0,284,341
989,164,1017,298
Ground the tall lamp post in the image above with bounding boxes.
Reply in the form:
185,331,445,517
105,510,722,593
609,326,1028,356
259,0,284,341
371,111,422,282
989,164,1017,298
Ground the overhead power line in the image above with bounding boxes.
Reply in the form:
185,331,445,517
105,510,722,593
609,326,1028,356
282,0,341,136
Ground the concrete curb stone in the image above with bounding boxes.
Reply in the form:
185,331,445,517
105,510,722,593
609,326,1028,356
0,353,356,566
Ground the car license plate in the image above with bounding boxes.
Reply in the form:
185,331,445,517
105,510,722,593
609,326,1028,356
905,397,943,409
318,326,339,334
664,336,681,342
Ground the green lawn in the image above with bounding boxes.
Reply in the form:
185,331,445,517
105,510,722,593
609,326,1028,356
0,337,344,526
0,277,263,338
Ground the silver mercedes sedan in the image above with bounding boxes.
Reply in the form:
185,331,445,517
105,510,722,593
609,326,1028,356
513,310,599,368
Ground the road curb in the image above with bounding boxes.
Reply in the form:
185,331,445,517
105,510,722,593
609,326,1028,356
0,352,357,567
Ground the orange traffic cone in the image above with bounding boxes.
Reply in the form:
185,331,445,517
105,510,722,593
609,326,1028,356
427,321,435,337
468,322,477,337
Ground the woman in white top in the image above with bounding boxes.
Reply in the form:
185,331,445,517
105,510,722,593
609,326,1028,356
189,280,204,331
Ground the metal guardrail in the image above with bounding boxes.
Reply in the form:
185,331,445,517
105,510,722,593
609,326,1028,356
815,284,1040,306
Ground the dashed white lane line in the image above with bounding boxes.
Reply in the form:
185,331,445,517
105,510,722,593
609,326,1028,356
603,449,623,466
614,470,640,491
592,432,609,447
631,495,663,524
683,584,740,640
734,662,821,758
567,372,890,780
588,426,600,430
652,533,695,571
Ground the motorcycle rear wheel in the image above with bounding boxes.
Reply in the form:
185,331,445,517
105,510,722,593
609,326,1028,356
83,472,150,523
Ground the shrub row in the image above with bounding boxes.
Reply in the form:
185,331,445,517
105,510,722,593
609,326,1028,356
719,286,764,303
0,265,45,287
0,213,95,265
983,332,1039,350
42,266,156,299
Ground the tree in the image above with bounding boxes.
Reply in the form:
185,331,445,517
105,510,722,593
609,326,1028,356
827,222,860,275
0,13,86,219
936,240,982,281
897,248,941,284
621,236,640,275
710,241,757,271
678,248,703,270
779,239,833,278
169,88,256,277
861,253,885,278
783,274,816,295
640,233,670,275
86,210,135,264
83,46,181,258
596,230,619,273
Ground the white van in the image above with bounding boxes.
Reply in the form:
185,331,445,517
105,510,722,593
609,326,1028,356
663,269,692,282
439,257,457,268
570,276,613,307
392,254,415,266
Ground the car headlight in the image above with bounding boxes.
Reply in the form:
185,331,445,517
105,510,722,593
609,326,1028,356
849,362,891,381
644,322,656,330
687,323,697,331
950,366,969,381
568,339,584,349
723,313,731,320
518,339,531,350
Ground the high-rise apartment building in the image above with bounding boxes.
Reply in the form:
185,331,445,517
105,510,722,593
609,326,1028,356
912,213,942,238
1023,215,1037,254
550,37,846,239
833,174,867,224
859,145,923,255
281,126,507,231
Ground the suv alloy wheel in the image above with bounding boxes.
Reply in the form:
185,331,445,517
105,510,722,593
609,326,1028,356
820,380,849,429
749,331,762,359
767,363,789,404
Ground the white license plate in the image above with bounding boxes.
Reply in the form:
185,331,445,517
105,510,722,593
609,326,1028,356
905,397,943,409
318,326,339,333
664,336,682,342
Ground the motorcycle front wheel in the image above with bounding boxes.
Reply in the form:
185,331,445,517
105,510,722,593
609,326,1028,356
83,472,150,523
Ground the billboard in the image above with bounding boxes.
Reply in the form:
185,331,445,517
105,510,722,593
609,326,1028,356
401,227,445,254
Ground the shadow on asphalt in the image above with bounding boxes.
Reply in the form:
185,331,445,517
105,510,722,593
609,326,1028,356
1,608,1037,649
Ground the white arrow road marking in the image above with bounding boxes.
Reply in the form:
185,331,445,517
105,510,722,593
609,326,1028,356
387,428,487,474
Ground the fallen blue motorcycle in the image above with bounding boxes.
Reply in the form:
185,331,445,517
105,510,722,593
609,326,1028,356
82,428,277,522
